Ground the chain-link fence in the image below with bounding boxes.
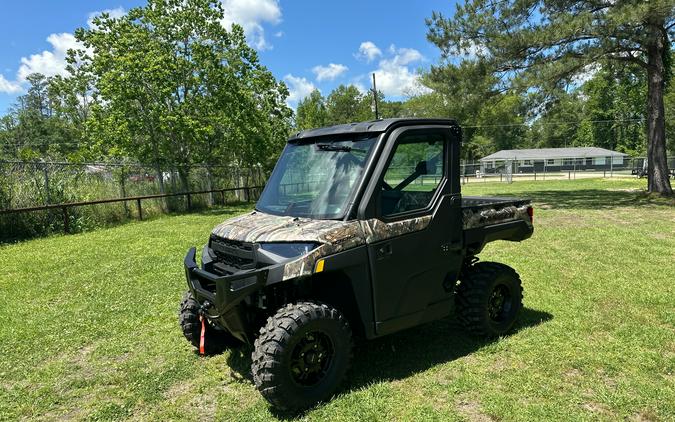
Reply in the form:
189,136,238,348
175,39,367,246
460,156,675,183
0,160,267,242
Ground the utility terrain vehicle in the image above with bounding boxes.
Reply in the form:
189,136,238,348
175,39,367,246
180,118,534,410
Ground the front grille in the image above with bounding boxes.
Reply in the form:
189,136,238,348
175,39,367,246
209,235,256,274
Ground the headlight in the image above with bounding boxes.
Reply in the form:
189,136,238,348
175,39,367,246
258,242,319,259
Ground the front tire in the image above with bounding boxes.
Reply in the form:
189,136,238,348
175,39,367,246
456,262,523,337
179,291,239,354
252,301,353,411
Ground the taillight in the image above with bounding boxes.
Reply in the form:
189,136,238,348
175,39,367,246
527,206,534,223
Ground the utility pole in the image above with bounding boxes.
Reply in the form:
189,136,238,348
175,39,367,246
371,73,379,120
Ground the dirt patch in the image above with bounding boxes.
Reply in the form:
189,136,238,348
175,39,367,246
66,345,96,380
650,232,671,240
606,188,642,193
164,379,195,401
563,368,582,380
629,411,659,422
595,369,617,390
164,379,218,420
580,401,614,417
455,397,496,422
489,356,524,373
185,391,218,420
28,407,85,422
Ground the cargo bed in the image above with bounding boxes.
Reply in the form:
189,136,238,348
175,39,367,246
461,196,533,254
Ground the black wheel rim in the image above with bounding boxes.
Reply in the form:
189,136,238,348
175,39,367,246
289,331,334,386
488,284,513,322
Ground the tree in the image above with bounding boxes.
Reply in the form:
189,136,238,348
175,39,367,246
404,60,528,159
72,0,291,193
580,67,647,154
428,0,674,194
325,85,371,125
296,89,328,130
0,73,79,159
526,90,585,149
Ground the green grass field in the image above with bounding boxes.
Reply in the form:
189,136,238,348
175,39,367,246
1,178,673,421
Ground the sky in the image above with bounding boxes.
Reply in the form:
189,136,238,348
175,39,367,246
0,0,458,113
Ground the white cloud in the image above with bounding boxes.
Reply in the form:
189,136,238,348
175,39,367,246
87,7,125,28
387,45,424,66
312,63,348,82
356,41,382,62
2,6,122,95
571,63,601,86
283,74,316,107
0,74,22,94
371,47,429,97
16,33,82,82
459,41,488,59
220,0,282,50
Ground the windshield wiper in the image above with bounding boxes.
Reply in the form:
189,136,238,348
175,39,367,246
316,143,352,152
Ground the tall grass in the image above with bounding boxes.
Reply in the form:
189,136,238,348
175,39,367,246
0,161,266,243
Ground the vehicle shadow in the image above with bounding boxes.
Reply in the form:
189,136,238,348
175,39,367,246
225,307,552,419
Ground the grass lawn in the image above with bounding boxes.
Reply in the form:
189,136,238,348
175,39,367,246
0,178,673,421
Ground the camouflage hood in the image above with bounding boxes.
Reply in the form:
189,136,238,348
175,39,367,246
211,211,362,245
210,210,432,281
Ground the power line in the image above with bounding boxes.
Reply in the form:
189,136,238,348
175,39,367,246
462,117,652,129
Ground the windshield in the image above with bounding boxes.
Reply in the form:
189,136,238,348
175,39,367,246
256,135,378,219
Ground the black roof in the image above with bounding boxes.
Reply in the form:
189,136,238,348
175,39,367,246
288,118,459,140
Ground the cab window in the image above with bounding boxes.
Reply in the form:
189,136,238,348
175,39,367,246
379,133,445,216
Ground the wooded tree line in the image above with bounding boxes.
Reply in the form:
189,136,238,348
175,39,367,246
0,0,673,194
0,0,293,195
297,64,675,161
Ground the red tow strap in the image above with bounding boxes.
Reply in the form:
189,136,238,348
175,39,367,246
199,315,206,356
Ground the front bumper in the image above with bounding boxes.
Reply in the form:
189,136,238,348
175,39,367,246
184,247,279,343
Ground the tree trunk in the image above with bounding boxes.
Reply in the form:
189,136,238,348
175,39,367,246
178,167,190,192
152,136,167,211
154,161,167,211
206,165,214,206
645,21,673,195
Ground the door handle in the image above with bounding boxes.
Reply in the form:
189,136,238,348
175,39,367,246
376,243,392,260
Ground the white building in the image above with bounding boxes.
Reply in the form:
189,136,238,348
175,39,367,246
480,147,628,173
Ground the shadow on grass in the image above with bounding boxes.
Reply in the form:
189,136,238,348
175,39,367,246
225,307,552,419
498,189,673,210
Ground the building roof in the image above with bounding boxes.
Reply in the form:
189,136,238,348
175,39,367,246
289,118,459,140
480,147,628,161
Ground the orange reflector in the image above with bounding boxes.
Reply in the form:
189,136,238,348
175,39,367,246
315,259,325,273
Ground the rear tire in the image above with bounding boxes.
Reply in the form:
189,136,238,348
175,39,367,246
252,301,353,411
179,291,239,354
456,262,523,337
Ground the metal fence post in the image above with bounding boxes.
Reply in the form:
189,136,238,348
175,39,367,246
543,162,546,180
62,206,69,234
610,156,614,177
43,163,51,205
137,198,143,220
186,193,192,210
